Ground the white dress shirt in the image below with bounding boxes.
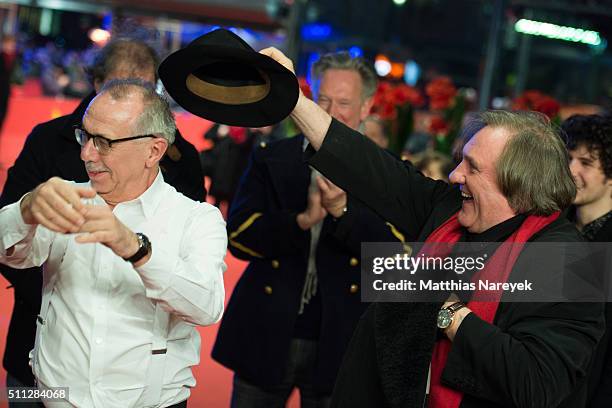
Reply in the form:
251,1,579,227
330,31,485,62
0,172,227,408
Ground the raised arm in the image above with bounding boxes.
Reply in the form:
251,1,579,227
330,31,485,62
259,47,458,239
260,47,331,150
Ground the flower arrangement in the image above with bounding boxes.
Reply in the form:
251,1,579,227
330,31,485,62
511,90,561,124
370,81,424,154
425,76,466,156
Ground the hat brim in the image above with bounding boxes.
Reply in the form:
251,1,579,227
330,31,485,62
159,44,299,128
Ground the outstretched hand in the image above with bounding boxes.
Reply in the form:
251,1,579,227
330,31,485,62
75,204,140,259
259,47,296,74
20,177,140,260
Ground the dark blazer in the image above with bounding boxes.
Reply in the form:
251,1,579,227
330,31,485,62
212,134,404,394
306,119,605,408
0,92,205,385
586,215,612,408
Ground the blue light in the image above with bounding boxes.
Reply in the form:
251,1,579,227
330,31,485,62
404,60,420,86
348,46,363,58
301,23,333,41
101,12,112,31
306,52,320,94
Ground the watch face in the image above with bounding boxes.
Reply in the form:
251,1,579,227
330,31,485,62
437,309,453,329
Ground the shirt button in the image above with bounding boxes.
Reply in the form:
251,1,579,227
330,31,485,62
95,338,103,345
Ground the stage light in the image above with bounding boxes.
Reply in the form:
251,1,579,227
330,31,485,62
302,23,333,41
348,46,363,58
39,8,52,36
393,0,407,5
514,18,603,47
390,62,404,78
89,28,111,46
375,54,391,77
404,60,420,85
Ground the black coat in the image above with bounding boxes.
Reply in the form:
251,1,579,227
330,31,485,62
212,134,404,394
0,92,205,385
586,215,612,408
306,119,605,408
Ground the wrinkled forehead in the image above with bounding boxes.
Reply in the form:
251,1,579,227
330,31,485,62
315,69,364,96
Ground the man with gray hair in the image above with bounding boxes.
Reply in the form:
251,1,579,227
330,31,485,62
0,79,227,408
261,47,605,408
212,51,403,407
0,38,205,403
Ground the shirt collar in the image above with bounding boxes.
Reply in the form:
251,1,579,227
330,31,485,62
95,170,165,219
465,214,527,242
133,170,166,219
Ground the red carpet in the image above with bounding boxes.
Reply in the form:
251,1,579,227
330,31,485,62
0,85,299,407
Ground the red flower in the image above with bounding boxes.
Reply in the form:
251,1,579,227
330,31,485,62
298,77,312,100
228,126,248,144
377,102,397,120
371,81,423,120
535,98,560,118
511,96,530,111
392,84,424,107
426,76,457,111
512,90,560,119
429,115,449,135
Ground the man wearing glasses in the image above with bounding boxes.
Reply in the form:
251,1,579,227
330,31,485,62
0,38,205,406
0,79,227,408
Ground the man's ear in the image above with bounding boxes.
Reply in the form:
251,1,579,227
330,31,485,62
360,97,374,122
145,138,169,168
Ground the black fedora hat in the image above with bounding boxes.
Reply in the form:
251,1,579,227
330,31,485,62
158,29,299,128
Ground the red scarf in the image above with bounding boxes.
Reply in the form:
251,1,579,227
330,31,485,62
427,211,560,408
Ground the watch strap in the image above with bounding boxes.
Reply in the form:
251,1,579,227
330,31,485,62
123,233,150,264
445,301,466,313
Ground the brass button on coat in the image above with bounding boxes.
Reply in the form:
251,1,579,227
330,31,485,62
350,284,359,294
271,260,280,269
264,285,273,295
349,257,359,266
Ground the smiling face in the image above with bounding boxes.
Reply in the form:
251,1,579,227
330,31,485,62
570,144,612,208
315,69,372,131
80,91,158,205
448,126,517,233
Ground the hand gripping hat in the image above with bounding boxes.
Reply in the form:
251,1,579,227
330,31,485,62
158,29,299,127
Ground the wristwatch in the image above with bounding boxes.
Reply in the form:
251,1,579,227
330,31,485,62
437,301,466,330
123,233,151,264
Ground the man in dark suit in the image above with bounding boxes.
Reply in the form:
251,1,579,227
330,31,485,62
212,52,405,407
261,46,605,408
562,114,612,407
0,38,204,402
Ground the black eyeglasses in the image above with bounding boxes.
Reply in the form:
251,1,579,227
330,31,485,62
74,126,156,154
